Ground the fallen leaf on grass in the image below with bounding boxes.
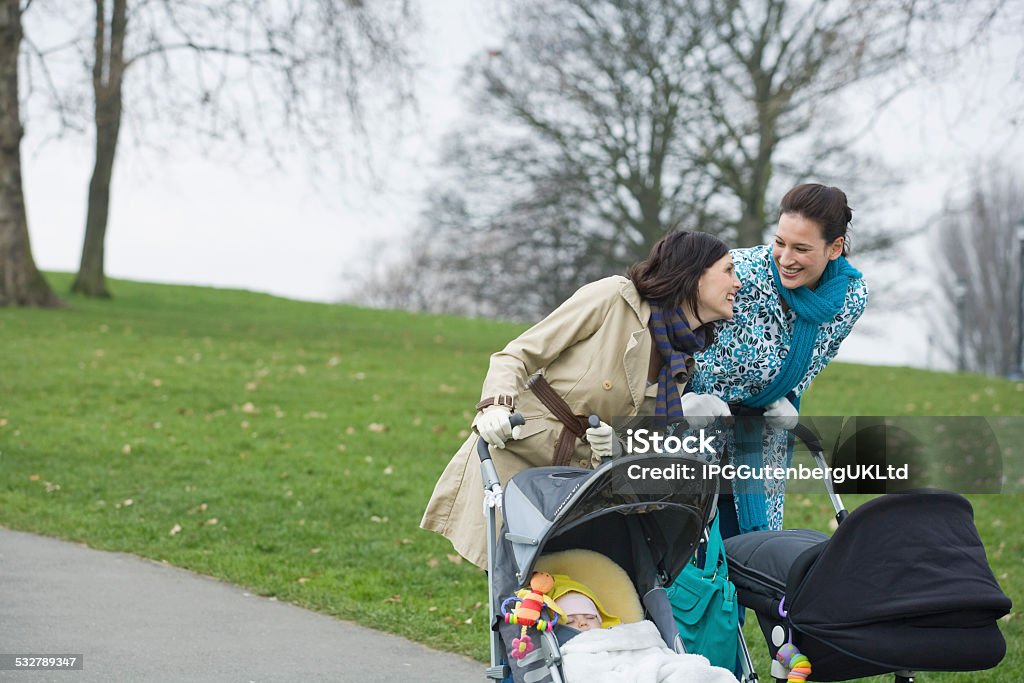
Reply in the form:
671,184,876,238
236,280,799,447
464,618,473,625
122,444,132,455
426,558,440,568
304,411,327,420
428,606,438,612
205,518,218,526
169,524,182,536
438,384,456,394
242,402,257,414
294,364,307,375
245,382,258,391
384,595,401,603
446,554,464,565
431,425,447,434
382,466,394,475
152,378,162,387
29,474,40,481
297,577,310,585
370,515,388,524
367,423,389,433
309,547,322,554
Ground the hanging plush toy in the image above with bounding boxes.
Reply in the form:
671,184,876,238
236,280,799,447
776,642,812,682
500,571,561,659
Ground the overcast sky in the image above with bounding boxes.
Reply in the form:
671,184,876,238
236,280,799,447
22,3,1024,371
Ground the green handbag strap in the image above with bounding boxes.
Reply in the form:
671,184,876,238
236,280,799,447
701,514,727,580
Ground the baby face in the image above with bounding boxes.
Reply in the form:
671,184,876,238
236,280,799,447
566,613,602,631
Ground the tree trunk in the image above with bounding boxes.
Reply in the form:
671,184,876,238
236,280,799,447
71,0,126,298
0,0,63,307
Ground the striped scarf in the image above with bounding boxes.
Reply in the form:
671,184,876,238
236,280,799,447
649,304,706,417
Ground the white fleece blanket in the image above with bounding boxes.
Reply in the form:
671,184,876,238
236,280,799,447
560,621,737,683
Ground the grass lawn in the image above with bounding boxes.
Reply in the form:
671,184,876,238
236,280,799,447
0,274,1020,681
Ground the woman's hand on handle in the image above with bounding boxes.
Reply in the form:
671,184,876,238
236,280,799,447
586,418,614,464
474,407,522,448
763,397,799,431
679,392,731,429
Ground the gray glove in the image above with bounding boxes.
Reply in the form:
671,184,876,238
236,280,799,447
679,392,730,430
763,397,799,431
586,420,614,465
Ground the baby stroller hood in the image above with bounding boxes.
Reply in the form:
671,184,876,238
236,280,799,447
492,454,716,612
727,490,1011,679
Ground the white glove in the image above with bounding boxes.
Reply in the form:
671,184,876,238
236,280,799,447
586,420,614,465
679,392,730,430
474,407,522,448
763,397,799,431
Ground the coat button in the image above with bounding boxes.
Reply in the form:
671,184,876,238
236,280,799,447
578,459,588,467
779,349,788,359
602,380,613,390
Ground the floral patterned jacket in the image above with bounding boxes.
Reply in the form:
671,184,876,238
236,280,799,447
689,244,869,529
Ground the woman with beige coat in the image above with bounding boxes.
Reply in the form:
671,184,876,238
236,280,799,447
421,231,742,568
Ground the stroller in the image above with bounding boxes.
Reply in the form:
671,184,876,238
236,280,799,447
724,419,1013,683
478,414,722,683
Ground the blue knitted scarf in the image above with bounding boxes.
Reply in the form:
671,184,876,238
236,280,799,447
733,255,862,533
649,304,706,418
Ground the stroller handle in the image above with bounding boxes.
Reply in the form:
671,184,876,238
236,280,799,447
476,412,526,464
728,404,846,524
727,403,824,454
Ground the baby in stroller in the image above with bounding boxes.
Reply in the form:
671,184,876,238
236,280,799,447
555,589,606,632
500,553,736,683
484,431,741,683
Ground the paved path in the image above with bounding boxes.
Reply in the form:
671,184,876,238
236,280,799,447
0,527,483,682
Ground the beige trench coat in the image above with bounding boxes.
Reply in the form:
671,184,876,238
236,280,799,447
421,275,688,568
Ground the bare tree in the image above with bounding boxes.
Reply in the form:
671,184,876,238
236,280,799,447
687,0,923,246
354,0,945,317
19,0,420,298
932,162,1024,376
0,0,62,307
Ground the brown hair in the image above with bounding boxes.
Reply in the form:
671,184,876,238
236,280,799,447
779,184,853,255
627,230,729,341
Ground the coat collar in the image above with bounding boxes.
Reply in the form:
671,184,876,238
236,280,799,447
616,276,651,324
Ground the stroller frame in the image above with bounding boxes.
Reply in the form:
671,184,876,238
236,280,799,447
732,419,944,683
477,413,717,682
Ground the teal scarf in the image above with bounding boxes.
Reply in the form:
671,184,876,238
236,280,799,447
745,256,863,408
733,255,862,533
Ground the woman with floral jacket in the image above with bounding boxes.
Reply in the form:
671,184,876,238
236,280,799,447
688,184,869,536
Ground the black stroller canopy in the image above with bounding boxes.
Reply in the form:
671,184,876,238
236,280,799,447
789,490,1011,675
